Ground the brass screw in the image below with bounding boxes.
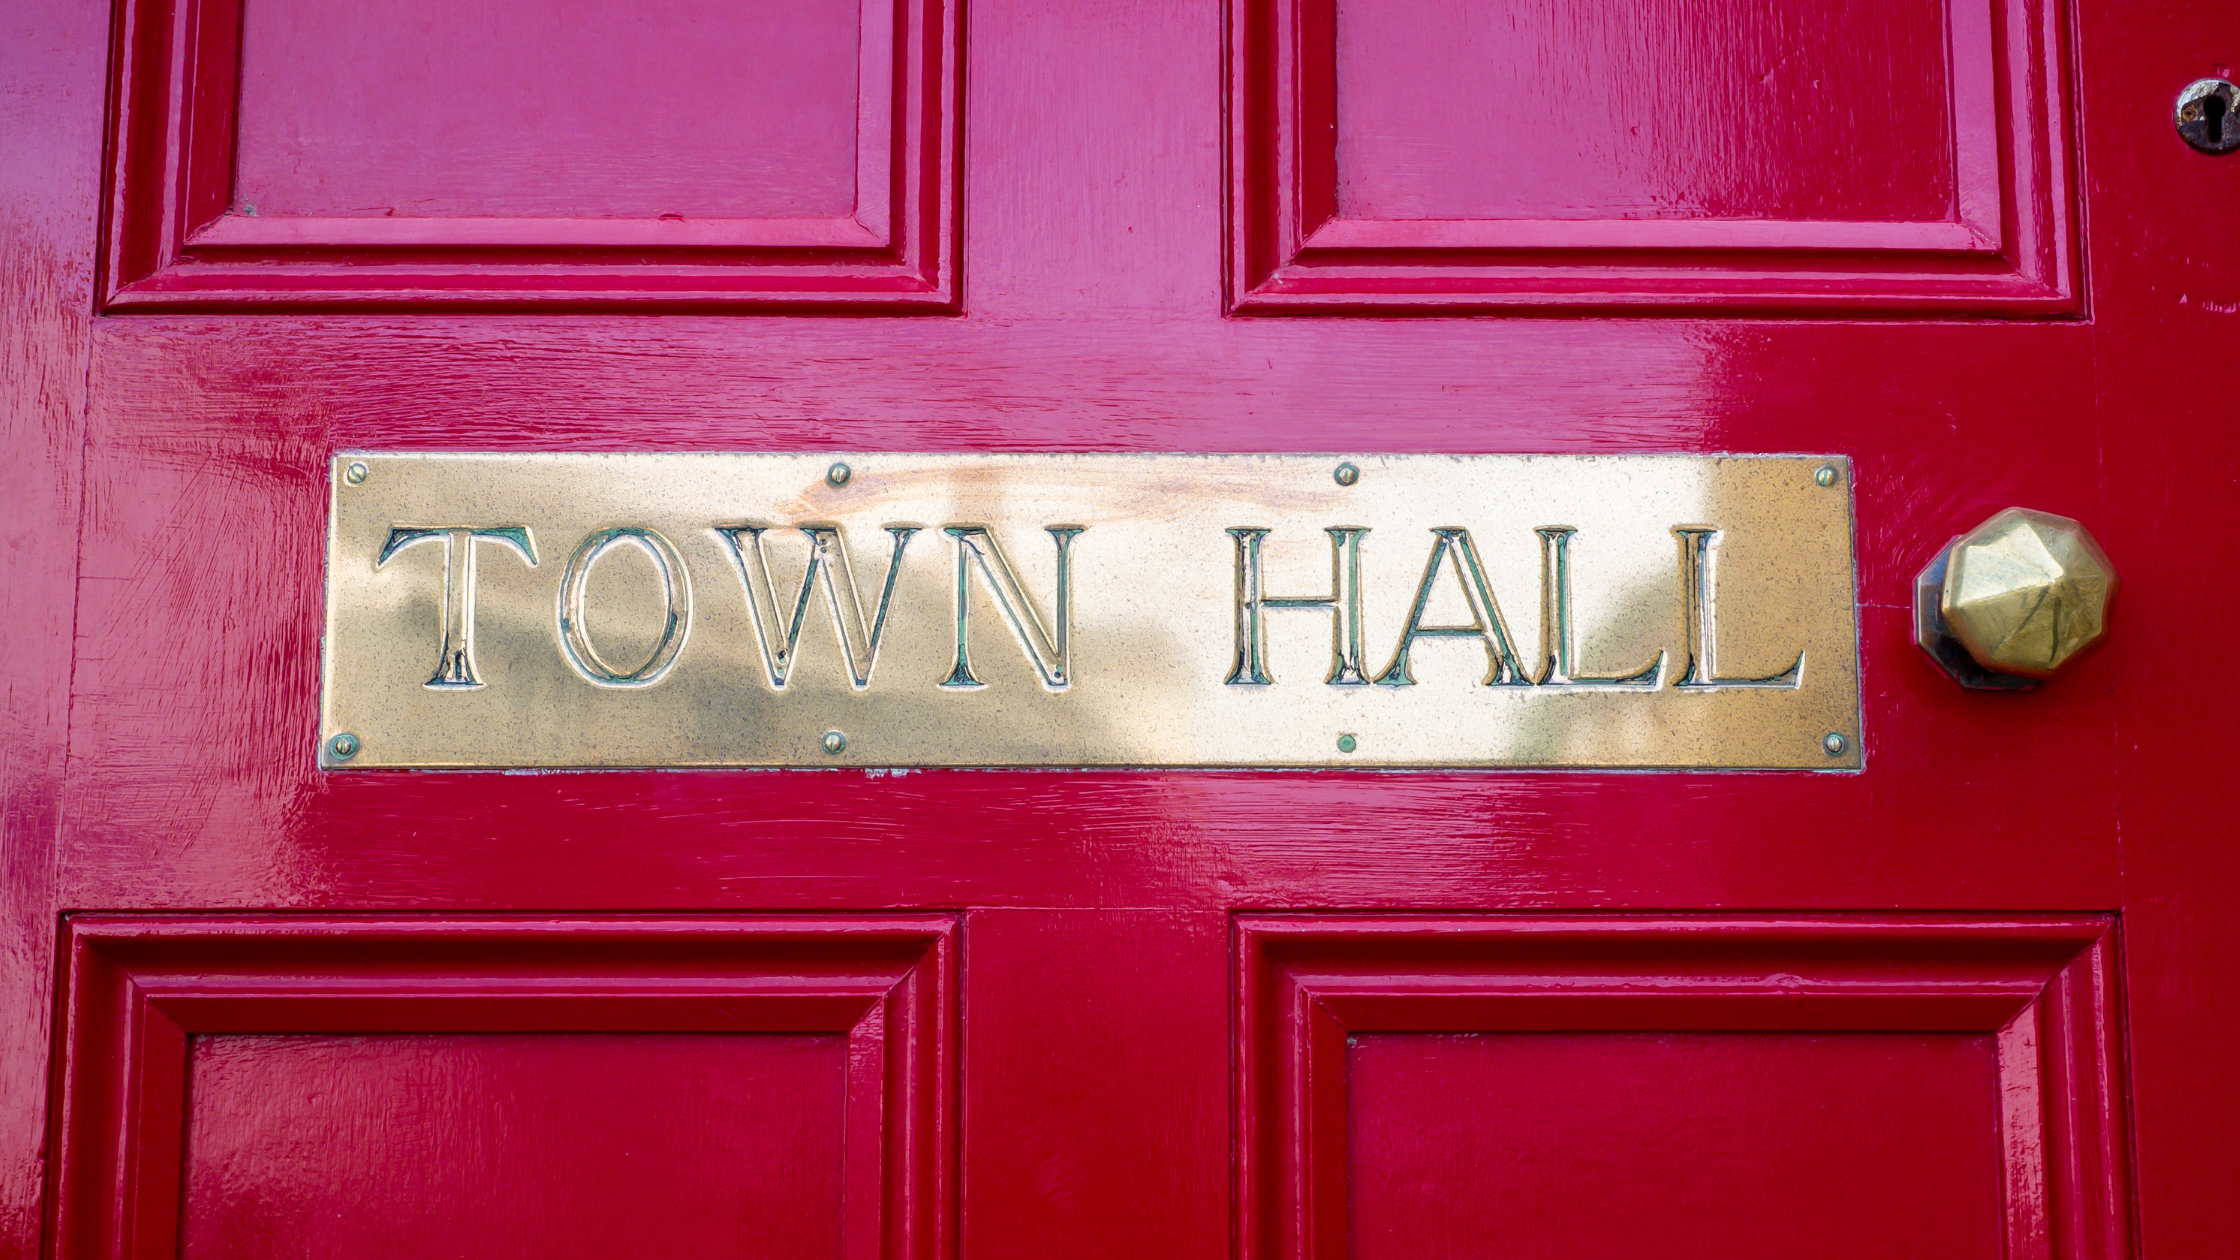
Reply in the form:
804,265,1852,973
826,462,853,488
1334,462,1360,487
822,730,847,755
1822,732,1847,757
344,461,369,485
1336,734,1357,754
1814,465,1838,488
328,733,360,760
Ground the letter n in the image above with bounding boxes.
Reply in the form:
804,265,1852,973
942,526,1083,690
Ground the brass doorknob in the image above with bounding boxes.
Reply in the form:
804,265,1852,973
1914,507,2116,690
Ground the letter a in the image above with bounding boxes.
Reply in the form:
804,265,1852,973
1374,528,1532,687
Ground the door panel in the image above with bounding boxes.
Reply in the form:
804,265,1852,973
1238,916,2131,1260
1347,1031,2003,1260
101,0,957,308
183,1033,849,1260
5,0,2238,1256
1332,0,1962,225
48,917,955,1260
232,0,867,222
1233,0,2078,309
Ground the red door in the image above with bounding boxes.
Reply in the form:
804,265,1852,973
3,0,2235,1257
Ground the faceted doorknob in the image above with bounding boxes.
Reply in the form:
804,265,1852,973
1914,507,2116,690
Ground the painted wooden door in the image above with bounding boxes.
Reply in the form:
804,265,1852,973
2,0,2234,1257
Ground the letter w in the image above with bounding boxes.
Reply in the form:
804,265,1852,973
718,524,920,690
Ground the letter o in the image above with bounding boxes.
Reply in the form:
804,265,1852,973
557,527,692,688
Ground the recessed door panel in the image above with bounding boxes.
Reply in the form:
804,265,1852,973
98,0,957,307
184,1033,848,1260
1333,0,1958,225
1231,0,2080,310
1349,1032,2001,1260
1238,916,2133,1260
234,0,865,222
47,917,956,1260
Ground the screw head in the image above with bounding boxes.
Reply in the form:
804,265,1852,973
1814,465,1838,488
821,730,847,755
344,461,369,485
1822,732,1847,757
2176,78,2240,154
1336,733,1357,754
1333,462,1360,487
826,462,853,488
327,733,360,760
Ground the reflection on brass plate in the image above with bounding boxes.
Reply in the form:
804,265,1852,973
321,454,1860,769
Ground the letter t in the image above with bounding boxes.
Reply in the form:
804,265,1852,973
378,527,538,689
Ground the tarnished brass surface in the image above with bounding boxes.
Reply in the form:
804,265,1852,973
321,453,1861,769
1938,508,2116,681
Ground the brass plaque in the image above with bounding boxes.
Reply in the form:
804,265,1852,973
321,453,1860,769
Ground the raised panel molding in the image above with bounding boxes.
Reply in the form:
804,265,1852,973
98,0,958,311
1236,915,2132,1260
48,915,956,1260
1226,0,2081,314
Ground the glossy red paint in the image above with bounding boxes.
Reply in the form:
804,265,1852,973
1232,0,2080,311
184,1033,852,1259
1350,1032,2007,1259
101,0,959,309
0,0,2235,1255
1239,916,2130,1260
51,916,955,1260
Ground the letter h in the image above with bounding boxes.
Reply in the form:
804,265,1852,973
1225,527,1369,686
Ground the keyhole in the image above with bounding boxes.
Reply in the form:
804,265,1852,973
2178,79,2240,153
